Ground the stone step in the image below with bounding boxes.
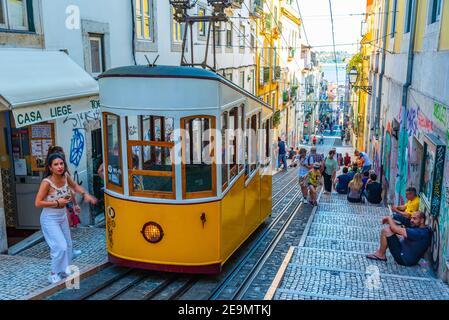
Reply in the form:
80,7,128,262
276,264,449,300
318,203,388,215
293,247,435,279
313,214,383,228
304,236,378,253
308,223,380,243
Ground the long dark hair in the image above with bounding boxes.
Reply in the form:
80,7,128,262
43,146,69,178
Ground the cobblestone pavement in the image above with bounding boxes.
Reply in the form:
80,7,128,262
273,193,449,300
0,227,106,300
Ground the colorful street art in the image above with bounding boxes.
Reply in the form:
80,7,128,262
383,130,391,182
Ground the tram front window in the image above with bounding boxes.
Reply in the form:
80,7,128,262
182,116,216,198
127,115,175,198
104,113,123,193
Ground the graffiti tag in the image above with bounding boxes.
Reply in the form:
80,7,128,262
407,108,418,136
434,102,447,126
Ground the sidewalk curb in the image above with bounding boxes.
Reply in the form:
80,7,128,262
22,259,110,300
264,189,324,300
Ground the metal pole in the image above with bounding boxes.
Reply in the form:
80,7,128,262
5,111,17,230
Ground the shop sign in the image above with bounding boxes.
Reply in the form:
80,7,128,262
12,96,99,127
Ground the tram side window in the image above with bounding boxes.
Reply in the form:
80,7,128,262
229,107,239,180
249,114,258,174
239,104,245,173
104,113,123,193
127,115,175,198
265,119,271,163
221,112,228,190
182,116,216,198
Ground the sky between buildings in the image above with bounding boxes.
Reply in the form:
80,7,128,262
297,0,367,53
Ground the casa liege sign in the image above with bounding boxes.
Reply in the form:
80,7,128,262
13,96,99,127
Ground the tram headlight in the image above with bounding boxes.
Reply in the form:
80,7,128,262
141,222,164,243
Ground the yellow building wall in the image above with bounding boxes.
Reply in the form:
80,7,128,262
0,112,11,169
413,0,427,52
439,0,449,50
394,0,405,53
255,0,281,111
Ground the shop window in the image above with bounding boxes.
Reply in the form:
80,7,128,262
181,116,216,199
103,113,123,194
127,115,175,198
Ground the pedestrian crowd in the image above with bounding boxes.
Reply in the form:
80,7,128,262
277,137,431,268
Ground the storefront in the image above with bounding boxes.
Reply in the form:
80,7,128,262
0,49,99,250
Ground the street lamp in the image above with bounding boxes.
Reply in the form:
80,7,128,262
348,66,358,86
348,66,372,95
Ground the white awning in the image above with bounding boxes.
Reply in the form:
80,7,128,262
0,49,99,127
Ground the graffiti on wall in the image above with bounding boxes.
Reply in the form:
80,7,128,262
69,129,85,167
63,108,100,131
407,107,418,136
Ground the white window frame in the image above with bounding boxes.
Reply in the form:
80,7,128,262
198,7,206,38
136,0,154,41
214,21,221,47
404,0,413,34
391,0,398,36
226,22,233,47
171,7,183,44
0,0,28,31
428,0,443,24
239,24,245,48
89,35,104,77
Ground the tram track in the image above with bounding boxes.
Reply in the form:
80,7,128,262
47,168,302,301
207,187,303,300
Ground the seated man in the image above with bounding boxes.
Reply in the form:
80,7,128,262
391,187,420,227
334,167,352,194
364,173,382,204
367,212,431,266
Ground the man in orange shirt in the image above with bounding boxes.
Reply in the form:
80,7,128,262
392,187,420,227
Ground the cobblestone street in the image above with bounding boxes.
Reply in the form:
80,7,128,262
0,227,106,300
273,193,449,300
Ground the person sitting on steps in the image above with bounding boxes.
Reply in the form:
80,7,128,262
367,211,431,266
391,187,420,227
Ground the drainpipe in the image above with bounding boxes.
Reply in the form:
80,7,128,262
378,0,390,184
396,0,418,204
130,0,137,65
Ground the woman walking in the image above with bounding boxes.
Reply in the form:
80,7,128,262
296,148,311,204
35,152,97,283
323,150,338,193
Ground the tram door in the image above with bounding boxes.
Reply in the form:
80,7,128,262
91,128,104,218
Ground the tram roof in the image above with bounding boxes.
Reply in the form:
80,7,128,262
99,65,272,111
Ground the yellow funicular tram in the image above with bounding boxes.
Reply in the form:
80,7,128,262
99,65,273,273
